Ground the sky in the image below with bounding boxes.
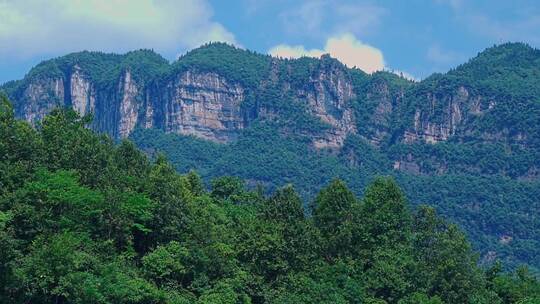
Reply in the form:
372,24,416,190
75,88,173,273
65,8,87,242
0,0,539,83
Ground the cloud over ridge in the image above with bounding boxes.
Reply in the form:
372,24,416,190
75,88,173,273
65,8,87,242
269,33,385,73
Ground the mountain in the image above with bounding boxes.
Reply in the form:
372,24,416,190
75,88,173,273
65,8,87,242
2,42,540,272
4,43,540,159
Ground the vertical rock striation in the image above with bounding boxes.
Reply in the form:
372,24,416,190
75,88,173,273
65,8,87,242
162,71,246,142
19,78,64,123
69,66,96,117
117,70,140,138
301,59,357,149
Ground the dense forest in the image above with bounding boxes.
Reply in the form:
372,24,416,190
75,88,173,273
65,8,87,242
131,124,540,274
1,91,540,304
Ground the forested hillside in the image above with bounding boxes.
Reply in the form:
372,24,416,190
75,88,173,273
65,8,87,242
131,128,540,274
1,94,540,303
1,42,540,274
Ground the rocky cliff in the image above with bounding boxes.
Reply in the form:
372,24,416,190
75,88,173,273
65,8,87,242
3,42,540,157
3,46,363,148
161,70,246,142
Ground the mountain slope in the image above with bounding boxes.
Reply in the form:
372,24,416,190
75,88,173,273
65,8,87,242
2,42,540,272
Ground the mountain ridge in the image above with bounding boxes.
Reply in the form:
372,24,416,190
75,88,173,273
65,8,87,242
2,42,406,147
4,42,538,151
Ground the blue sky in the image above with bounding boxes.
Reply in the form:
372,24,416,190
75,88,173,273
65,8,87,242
1,0,539,83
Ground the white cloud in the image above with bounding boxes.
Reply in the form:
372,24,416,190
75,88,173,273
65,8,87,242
0,0,236,59
269,33,385,73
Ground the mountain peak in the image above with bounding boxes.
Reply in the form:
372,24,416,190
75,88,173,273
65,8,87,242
480,42,537,56
460,42,539,70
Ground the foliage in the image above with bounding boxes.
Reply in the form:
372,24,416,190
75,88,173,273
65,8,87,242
132,124,540,273
170,42,272,88
2,102,539,303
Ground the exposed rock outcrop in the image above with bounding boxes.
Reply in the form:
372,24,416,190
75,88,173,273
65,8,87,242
19,78,64,123
403,86,469,144
12,67,250,143
70,66,96,117
117,70,141,138
161,70,246,142
355,76,407,146
299,59,357,148
401,86,505,145
8,51,361,148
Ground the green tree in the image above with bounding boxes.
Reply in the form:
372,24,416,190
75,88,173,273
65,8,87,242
0,210,18,302
8,170,104,242
142,241,191,288
489,264,540,304
261,185,304,224
186,170,205,196
360,177,412,252
267,262,367,304
412,206,492,303
112,139,151,190
397,292,443,304
12,232,98,304
0,93,43,195
211,176,245,202
40,108,113,187
250,185,318,279
358,178,416,303
1,95,538,303
145,155,192,245
312,179,358,259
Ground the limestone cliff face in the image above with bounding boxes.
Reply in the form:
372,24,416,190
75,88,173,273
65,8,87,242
69,66,96,117
117,70,141,138
401,86,499,144
161,70,245,142
355,76,407,146
403,86,466,144
13,67,137,139
6,43,538,155
10,52,494,151
366,81,394,143
299,60,357,149
12,67,250,143
18,78,64,123
17,45,505,152
9,53,360,149
14,66,98,125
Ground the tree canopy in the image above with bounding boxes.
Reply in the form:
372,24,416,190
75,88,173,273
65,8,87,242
0,96,539,303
